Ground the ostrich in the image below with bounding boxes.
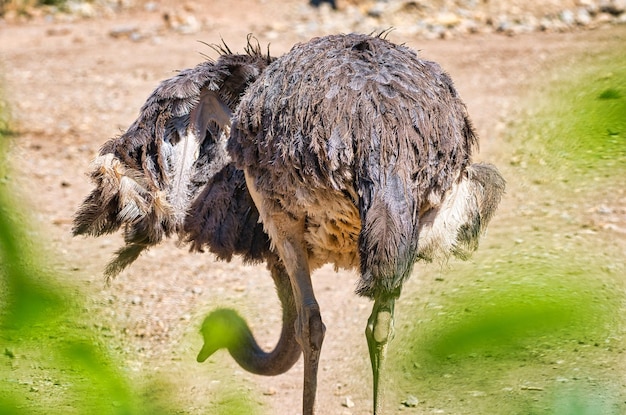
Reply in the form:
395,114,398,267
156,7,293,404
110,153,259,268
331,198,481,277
227,33,505,414
74,34,505,415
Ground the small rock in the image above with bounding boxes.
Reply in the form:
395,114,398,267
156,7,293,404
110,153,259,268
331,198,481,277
560,9,575,26
109,26,139,39
401,395,419,407
341,396,355,408
67,2,96,18
163,12,202,34
600,0,626,16
576,8,592,25
367,3,386,18
263,387,276,396
144,2,159,12
435,12,461,27
46,27,71,36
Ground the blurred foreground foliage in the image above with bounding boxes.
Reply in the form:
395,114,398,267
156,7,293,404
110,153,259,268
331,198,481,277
0,82,260,413
0,107,141,413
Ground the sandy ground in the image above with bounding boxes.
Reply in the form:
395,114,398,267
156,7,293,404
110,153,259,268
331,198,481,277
1,1,625,414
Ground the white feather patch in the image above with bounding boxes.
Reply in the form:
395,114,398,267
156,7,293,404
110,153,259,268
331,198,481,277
417,172,481,262
168,130,201,223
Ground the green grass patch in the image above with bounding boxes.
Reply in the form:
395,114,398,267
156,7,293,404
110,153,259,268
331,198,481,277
392,249,623,414
509,52,626,188
0,109,141,414
403,251,620,360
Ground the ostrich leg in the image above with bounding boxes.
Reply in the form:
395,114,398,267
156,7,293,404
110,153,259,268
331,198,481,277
275,227,326,415
244,173,326,415
365,296,397,415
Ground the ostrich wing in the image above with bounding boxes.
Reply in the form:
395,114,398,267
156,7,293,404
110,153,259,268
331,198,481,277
73,46,272,278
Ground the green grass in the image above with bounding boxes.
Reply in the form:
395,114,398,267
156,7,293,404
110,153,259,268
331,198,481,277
392,247,623,414
418,262,615,360
0,192,262,414
510,52,626,188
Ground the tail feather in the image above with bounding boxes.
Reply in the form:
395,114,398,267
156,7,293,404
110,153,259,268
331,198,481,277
453,163,506,257
73,154,155,237
417,163,505,262
356,163,505,299
104,244,145,281
72,190,120,237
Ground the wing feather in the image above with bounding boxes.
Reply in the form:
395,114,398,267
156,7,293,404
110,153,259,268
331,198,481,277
73,47,273,277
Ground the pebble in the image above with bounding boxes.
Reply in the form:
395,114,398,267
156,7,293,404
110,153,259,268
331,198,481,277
576,8,593,25
108,26,140,39
560,9,575,26
601,0,626,15
341,396,355,408
401,395,420,407
263,387,277,395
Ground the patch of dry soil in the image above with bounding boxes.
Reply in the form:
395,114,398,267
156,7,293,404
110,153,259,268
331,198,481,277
1,2,625,413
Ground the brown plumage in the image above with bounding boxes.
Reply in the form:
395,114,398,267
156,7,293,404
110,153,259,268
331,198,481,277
73,33,505,415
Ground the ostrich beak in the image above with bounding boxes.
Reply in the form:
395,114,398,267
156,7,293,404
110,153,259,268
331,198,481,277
197,340,218,363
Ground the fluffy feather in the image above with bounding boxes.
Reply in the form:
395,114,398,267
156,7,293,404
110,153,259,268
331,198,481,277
417,163,506,263
73,43,274,277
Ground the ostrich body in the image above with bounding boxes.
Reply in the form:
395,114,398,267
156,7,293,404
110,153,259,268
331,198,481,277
74,34,505,415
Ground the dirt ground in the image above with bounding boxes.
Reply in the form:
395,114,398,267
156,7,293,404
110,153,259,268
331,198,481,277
1,1,625,414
